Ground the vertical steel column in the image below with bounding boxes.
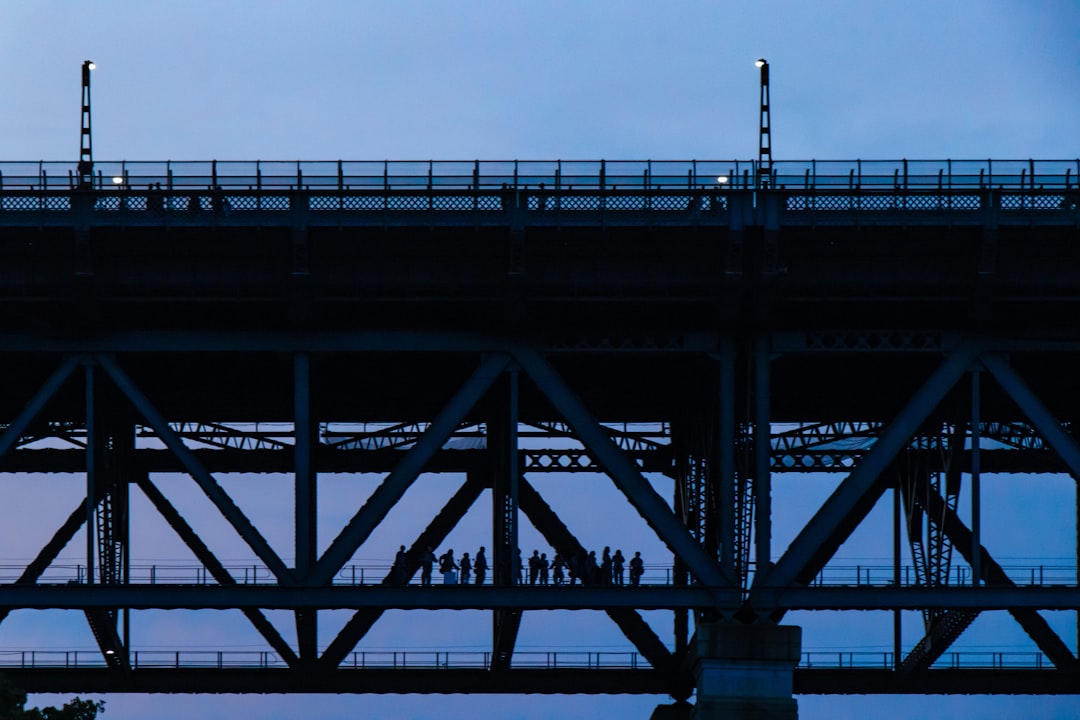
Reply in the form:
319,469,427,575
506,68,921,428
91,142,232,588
78,60,94,188
893,482,902,669
671,419,690,655
294,353,317,665
970,370,981,586
294,353,316,577
491,367,520,587
718,340,736,582
753,336,771,578
84,363,96,585
505,368,521,584
491,367,522,669
756,58,772,189
97,421,133,633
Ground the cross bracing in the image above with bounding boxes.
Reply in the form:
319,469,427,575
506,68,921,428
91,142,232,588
0,161,1079,704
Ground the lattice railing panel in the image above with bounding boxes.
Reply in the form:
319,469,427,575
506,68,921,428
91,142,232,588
786,194,981,211
803,331,944,352
1001,194,1068,210
0,196,73,211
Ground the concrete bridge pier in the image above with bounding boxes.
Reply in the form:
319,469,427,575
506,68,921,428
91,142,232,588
673,622,801,720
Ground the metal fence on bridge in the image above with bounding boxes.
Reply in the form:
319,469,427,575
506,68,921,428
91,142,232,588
0,648,1055,671
2,561,1073,588
0,159,1078,191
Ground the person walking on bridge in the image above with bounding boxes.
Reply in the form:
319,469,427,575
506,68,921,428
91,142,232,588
420,546,436,585
460,552,472,585
439,548,459,584
474,547,488,586
629,551,644,586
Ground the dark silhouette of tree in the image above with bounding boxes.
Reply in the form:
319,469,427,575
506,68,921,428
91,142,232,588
0,675,104,720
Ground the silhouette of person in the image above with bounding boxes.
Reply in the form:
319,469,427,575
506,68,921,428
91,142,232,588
601,546,613,586
420,546,436,585
536,182,548,210
629,551,644,587
392,544,408,585
586,550,599,585
539,553,550,585
474,547,488,586
567,553,579,586
146,183,164,215
439,548,458,584
613,549,625,586
211,185,232,216
529,550,541,585
500,182,515,210
552,553,565,585
516,548,524,585
460,552,472,585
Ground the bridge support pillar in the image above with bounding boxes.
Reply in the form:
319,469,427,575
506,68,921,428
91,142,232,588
690,622,801,720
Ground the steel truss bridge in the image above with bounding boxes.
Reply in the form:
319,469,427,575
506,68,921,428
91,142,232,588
1,158,1080,716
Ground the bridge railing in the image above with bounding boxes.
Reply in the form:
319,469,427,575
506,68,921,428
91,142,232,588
0,648,1055,670
798,651,1053,669
0,159,1077,192
807,563,1078,588
2,561,1074,588
0,649,647,670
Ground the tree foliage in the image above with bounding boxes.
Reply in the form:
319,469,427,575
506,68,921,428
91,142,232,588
0,675,104,720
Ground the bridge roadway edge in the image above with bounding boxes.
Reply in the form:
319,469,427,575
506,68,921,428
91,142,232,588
2,178,1080,713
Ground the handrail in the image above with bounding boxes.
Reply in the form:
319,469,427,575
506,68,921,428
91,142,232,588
0,159,1079,191
1,561,1073,588
0,648,1055,670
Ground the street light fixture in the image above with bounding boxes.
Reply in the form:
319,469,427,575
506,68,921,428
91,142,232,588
78,60,95,188
756,58,771,188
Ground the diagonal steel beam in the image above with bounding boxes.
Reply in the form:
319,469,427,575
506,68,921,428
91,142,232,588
98,355,292,584
918,472,1078,670
318,473,487,668
760,345,980,591
0,355,80,461
311,354,509,586
982,354,1080,481
85,608,128,670
519,477,674,671
492,608,523,671
136,475,300,667
514,348,729,589
899,609,980,677
0,498,88,628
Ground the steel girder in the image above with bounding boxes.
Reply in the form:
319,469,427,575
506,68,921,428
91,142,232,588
3,668,1079,696
3,338,1080,700
758,344,982,595
318,473,488,669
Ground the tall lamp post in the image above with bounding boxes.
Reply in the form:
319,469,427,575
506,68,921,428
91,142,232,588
77,60,96,189
755,58,771,188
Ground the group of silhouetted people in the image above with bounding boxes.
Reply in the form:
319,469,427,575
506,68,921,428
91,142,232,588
390,544,646,587
141,184,231,216
520,546,645,587
391,545,490,586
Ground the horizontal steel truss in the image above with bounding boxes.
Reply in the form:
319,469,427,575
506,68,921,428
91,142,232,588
3,186,1077,232
1,585,1078,611
3,668,1079,696
6,427,1058,476
4,337,1080,696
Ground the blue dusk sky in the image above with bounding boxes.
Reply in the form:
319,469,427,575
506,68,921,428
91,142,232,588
1,2,1080,720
